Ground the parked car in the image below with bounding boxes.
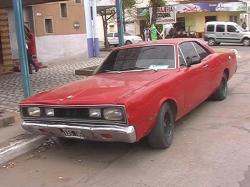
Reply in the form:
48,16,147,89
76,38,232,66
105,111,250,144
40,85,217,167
204,21,250,46
107,32,143,47
20,39,237,149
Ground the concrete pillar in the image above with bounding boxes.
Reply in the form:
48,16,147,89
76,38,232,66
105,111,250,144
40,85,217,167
84,0,100,58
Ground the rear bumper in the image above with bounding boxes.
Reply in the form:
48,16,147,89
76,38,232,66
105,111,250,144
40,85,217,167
22,121,137,143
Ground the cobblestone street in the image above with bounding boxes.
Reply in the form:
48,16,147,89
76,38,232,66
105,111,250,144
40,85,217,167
0,54,106,111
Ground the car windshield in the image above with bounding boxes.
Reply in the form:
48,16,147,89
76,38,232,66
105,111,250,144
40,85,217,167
98,45,175,72
235,24,245,32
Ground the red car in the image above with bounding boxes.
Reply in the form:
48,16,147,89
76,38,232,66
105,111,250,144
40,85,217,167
20,39,237,149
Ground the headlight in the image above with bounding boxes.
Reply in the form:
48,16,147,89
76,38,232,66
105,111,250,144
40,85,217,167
27,107,41,117
89,108,101,118
103,108,124,121
45,108,54,117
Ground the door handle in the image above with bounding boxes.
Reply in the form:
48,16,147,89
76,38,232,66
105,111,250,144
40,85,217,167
203,64,209,68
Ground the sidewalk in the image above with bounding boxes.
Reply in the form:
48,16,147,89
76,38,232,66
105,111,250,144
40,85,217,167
0,53,107,111
0,53,107,165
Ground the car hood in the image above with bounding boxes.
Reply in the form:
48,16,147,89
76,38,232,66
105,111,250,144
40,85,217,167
21,70,171,106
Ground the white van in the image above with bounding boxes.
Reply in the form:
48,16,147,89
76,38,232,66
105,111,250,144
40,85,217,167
204,21,250,46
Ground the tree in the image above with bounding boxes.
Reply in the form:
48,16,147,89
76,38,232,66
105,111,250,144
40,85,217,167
150,0,166,24
97,0,136,49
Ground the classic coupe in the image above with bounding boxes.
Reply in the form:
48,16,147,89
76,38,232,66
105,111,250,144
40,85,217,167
20,38,237,149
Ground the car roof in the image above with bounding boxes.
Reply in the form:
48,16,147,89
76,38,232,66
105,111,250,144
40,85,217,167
114,38,204,50
206,21,237,25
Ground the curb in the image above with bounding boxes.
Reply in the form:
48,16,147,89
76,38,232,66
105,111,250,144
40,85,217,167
0,135,47,165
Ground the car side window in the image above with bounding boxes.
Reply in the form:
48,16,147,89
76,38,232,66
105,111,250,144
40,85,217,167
207,25,214,32
178,48,186,68
216,25,225,32
179,42,200,65
227,25,237,32
114,33,118,37
192,42,209,60
107,33,113,37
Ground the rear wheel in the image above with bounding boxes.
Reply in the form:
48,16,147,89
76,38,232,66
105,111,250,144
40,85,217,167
212,73,228,101
147,103,175,149
243,38,250,46
125,40,132,45
208,38,216,46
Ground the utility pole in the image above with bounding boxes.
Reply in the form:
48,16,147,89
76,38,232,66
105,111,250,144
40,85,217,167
116,0,124,46
12,0,31,97
84,0,99,57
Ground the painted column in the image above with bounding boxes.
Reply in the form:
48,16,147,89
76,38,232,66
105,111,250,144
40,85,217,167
84,0,100,58
116,0,124,46
12,0,31,97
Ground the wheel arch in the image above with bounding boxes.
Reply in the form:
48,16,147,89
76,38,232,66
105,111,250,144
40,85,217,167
241,36,250,42
163,99,178,120
224,68,229,80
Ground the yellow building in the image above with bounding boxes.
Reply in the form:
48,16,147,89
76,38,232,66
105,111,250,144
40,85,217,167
137,1,247,38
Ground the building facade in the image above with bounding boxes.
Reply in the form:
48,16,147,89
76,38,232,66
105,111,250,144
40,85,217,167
32,0,87,63
0,0,88,75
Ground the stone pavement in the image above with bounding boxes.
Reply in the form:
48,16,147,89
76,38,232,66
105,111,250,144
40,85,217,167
0,54,107,111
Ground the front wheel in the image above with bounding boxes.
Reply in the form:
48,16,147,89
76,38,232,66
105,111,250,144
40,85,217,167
147,103,175,149
243,38,250,46
212,73,228,101
208,38,216,46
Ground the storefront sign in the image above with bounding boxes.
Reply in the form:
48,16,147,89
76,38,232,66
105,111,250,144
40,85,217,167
155,6,176,24
176,2,247,13
137,1,247,17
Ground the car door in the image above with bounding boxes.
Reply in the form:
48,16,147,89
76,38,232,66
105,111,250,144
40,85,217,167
179,42,211,112
225,24,241,43
215,24,227,43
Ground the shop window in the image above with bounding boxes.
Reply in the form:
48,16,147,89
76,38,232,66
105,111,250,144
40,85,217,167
60,3,68,18
205,16,217,23
45,18,54,34
207,25,214,32
216,25,225,32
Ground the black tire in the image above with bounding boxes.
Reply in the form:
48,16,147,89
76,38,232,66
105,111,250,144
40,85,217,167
208,38,216,46
147,103,175,149
125,40,132,45
243,38,250,46
212,73,228,101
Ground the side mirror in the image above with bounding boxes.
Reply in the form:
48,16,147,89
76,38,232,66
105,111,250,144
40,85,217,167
186,56,201,67
186,57,192,67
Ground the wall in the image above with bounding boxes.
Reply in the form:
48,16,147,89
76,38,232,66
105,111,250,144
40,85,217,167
32,0,87,62
0,9,13,73
182,12,241,33
36,34,87,63
33,0,86,36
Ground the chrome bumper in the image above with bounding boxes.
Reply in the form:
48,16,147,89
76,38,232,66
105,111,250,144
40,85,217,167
22,121,136,143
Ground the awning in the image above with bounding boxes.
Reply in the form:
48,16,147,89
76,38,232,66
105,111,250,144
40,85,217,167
0,0,66,8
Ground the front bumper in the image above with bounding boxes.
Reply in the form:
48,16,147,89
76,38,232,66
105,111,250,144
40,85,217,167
22,121,136,143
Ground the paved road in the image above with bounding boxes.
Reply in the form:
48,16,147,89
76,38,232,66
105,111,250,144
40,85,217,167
0,46,250,187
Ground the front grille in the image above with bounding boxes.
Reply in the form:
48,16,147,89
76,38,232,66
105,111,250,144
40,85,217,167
54,108,89,119
21,106,127,124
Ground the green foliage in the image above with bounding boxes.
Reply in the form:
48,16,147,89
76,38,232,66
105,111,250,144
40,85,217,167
123,0,136,9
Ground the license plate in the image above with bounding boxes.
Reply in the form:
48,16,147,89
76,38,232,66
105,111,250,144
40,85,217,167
61,129,85,139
